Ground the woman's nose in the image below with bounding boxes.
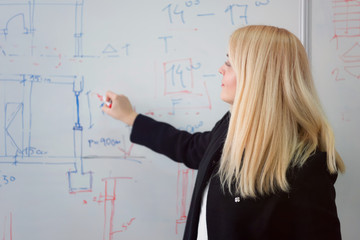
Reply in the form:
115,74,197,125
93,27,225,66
218,65,225,75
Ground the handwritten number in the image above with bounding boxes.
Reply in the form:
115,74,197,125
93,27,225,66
185,1,192,7
173,5,185,24
186,62,201,71
255,0,270,7
0,175,15,187
331,68,345,81
185,0,200,7
3,175,9,184
175,65,185,88
225,4,248,25
162,4,185,24
166,64,186,88
162,4,173,23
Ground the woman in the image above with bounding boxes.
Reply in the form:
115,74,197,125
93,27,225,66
102,25,345,240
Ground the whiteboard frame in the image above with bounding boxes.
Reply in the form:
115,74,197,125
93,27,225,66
300,0,311,57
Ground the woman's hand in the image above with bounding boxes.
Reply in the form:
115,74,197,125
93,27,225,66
101,91,138,126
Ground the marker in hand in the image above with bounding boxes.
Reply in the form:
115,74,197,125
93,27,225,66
95,93,112,108
100,91,138,126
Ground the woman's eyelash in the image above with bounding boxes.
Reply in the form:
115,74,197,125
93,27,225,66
225,61,231,67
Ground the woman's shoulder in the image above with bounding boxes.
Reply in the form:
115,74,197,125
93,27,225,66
287,151,338,191
211,111,230,131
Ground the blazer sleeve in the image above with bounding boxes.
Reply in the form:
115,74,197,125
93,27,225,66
130,113,228,169
269,152,342,240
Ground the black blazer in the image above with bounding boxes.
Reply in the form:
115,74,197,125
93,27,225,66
130,113,342,240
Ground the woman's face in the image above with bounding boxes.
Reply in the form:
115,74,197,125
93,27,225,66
218,57,237,105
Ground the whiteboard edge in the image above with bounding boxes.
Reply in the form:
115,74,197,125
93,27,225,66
300,0,311,59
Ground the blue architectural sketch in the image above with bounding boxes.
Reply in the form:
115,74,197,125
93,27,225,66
0,74,92,193
0,13,31,39
0,73,143,194
4,103,24,157
102,44,117,54
0,0,84,57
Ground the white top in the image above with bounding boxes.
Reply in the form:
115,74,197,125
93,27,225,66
196,182,210,240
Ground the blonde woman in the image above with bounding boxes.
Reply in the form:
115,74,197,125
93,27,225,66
103,25,345,240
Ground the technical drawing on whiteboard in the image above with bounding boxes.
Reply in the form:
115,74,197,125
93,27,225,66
0,74,93,193
101,177,136,240
331,0,360,83
1,212,13,240
176,165,195,234
331,0,360,48
0,74,144,196
0,0,132,60
147,58,213,116
0,0,84,58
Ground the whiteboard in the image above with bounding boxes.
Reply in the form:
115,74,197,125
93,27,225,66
311,1,360,239
0,1,302,239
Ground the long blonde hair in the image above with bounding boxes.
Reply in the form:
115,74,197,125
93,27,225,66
219,25,345,198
